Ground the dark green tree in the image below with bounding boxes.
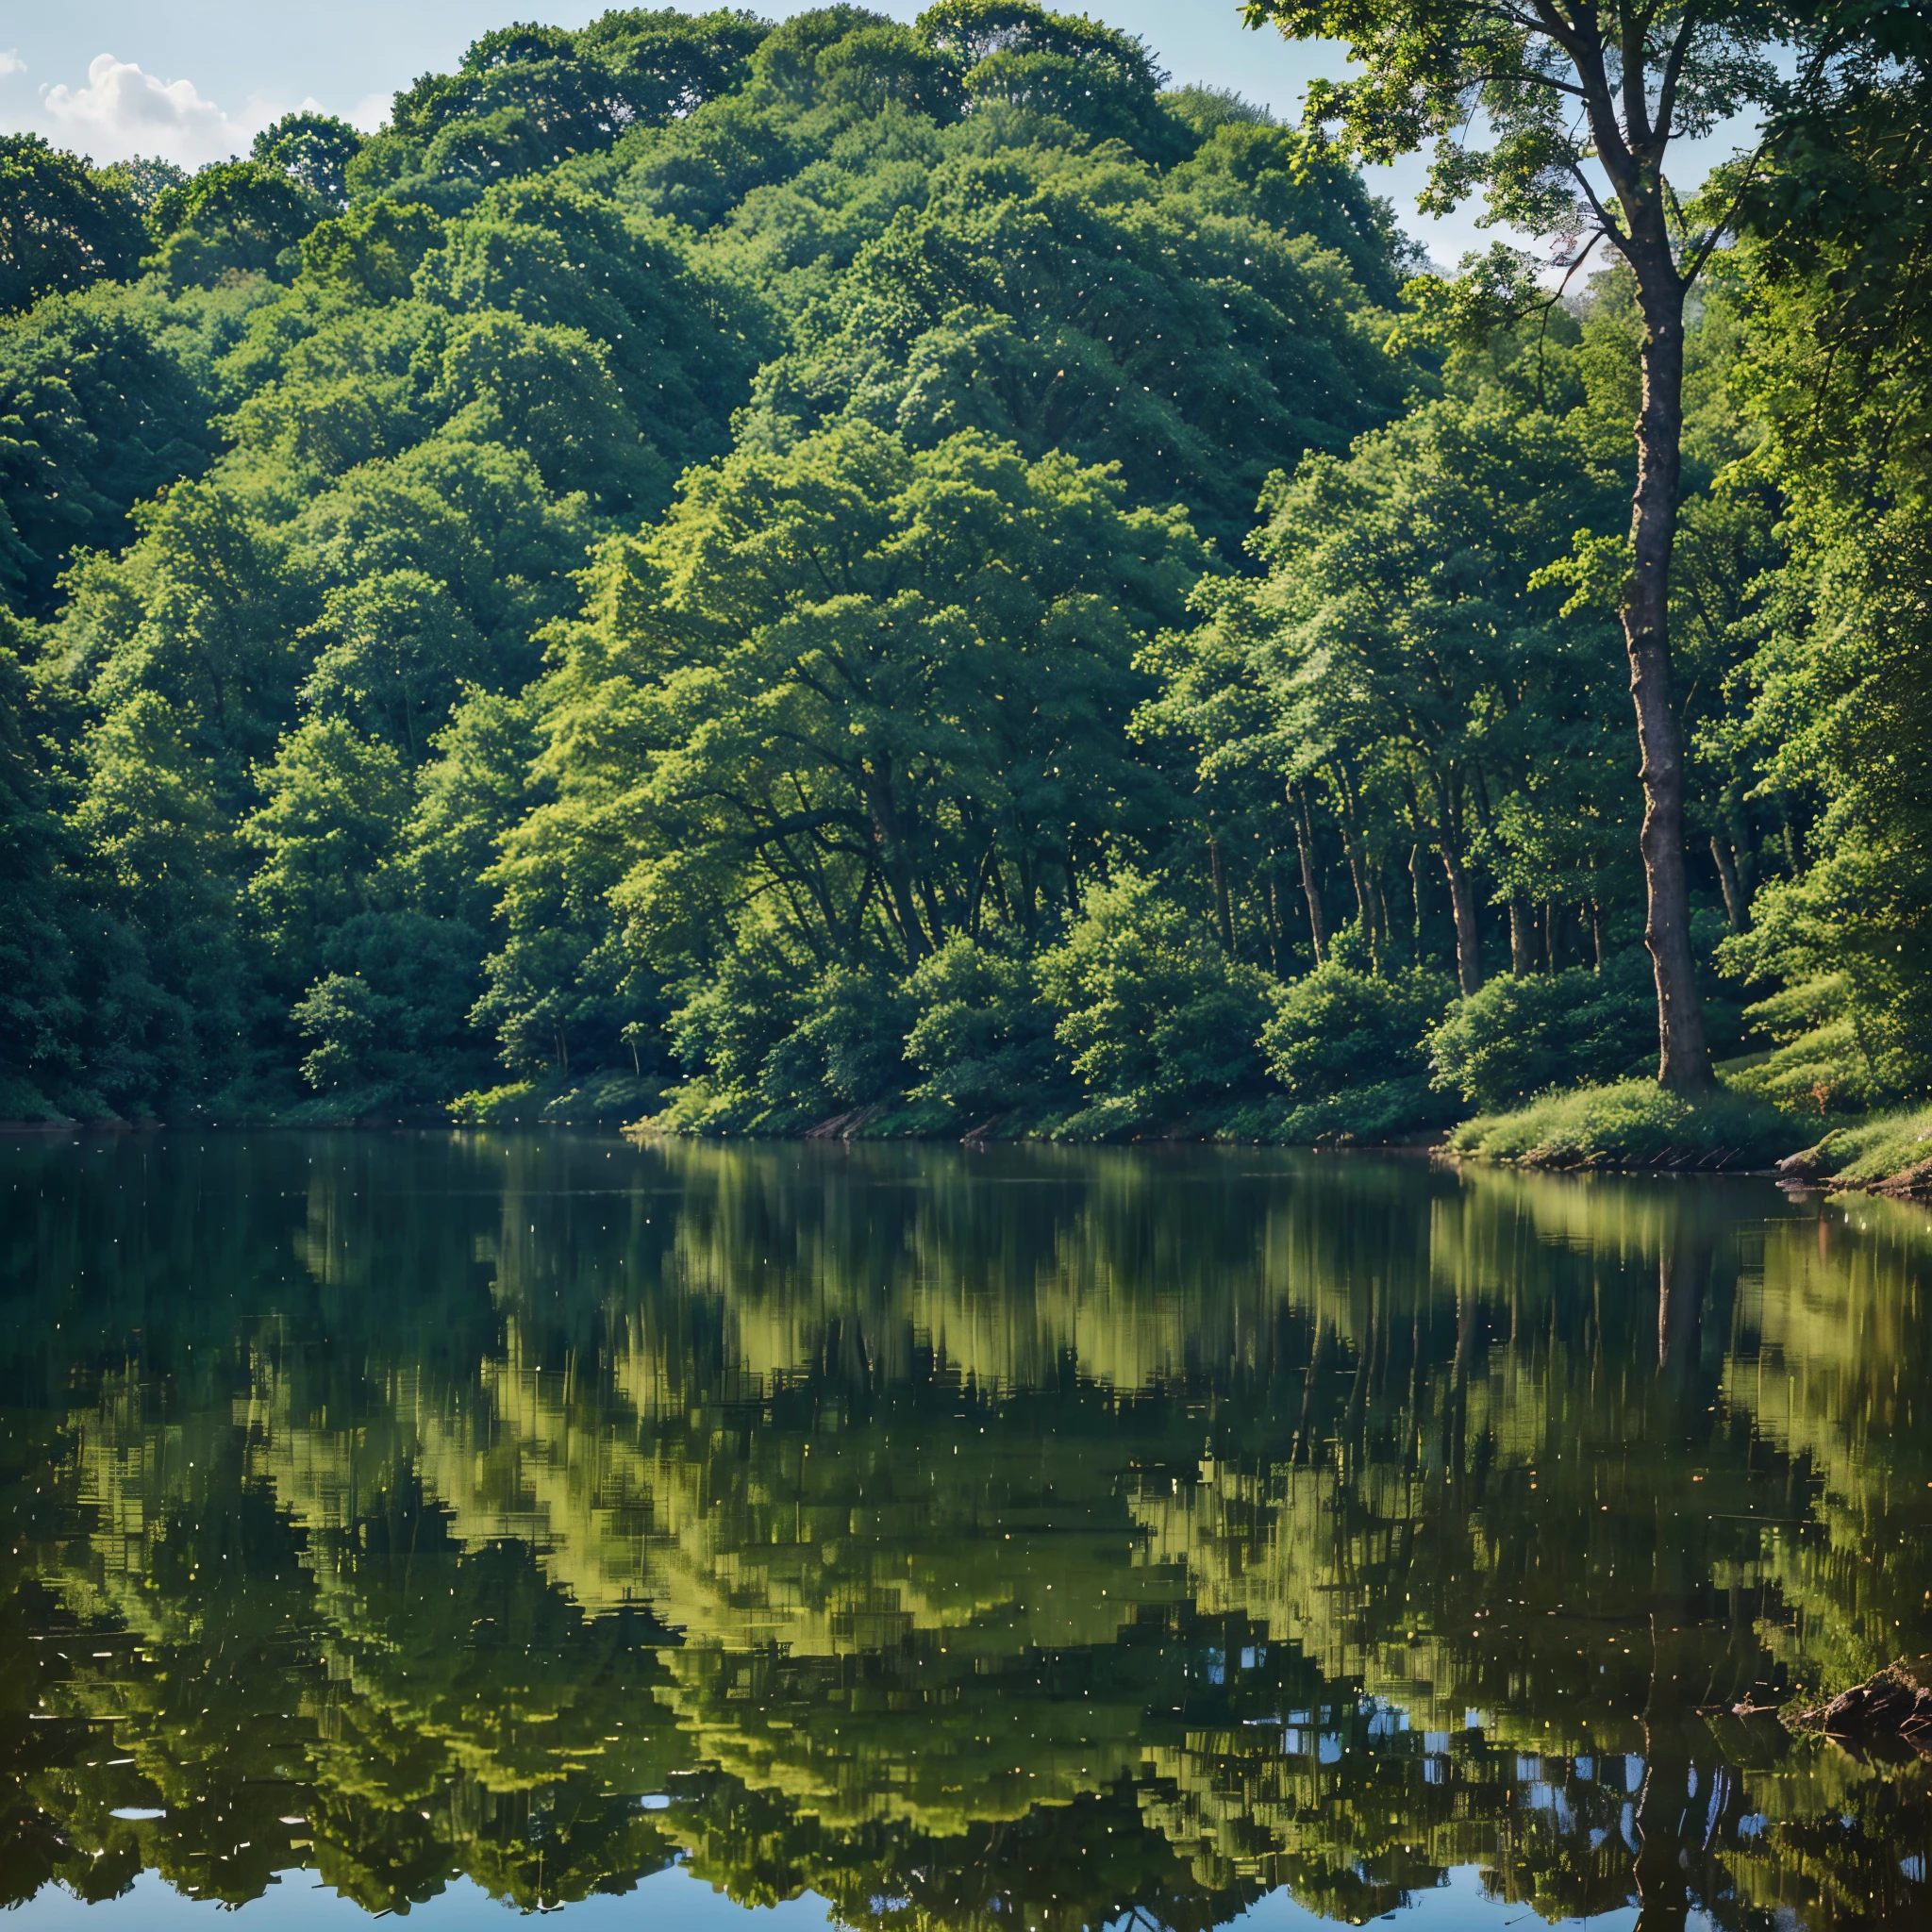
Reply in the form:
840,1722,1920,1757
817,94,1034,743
148,162,328,291
1720,40,1932,1108
0,136,147,312
0,614,77,1115
0,290,224,615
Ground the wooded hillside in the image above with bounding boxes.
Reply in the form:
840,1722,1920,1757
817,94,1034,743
0,2,1925,1139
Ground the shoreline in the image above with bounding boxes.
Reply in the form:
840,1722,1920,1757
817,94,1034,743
7,1109,1927,1203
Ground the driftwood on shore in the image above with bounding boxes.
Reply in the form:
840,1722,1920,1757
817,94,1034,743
1867,1157,1932,1199
1783,1663,1932,1759
1775,1143,1932,1199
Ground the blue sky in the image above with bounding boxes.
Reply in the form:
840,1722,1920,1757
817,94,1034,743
0,2,1756,272
0,3,1353,158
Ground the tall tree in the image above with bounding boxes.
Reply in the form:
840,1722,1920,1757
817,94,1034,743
0,136,147,313
1236,0,1865,1090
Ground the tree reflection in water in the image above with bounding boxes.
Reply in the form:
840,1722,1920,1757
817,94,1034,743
1,1134,1929,1926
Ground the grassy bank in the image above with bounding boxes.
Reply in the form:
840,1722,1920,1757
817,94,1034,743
1773,1108,1932,1195
449,1072,666,1127
1445,1080,1809,1172
1447,1081,1932,1194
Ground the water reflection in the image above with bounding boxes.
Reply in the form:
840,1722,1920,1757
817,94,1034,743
3,1134,1930,1927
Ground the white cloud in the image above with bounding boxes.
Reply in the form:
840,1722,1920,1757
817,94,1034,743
347,92,391,135
36,54,249,166
0,50,25,77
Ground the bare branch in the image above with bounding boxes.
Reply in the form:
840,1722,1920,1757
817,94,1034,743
1568,159,1629,253
1617,5,1653,154
1525,0,1588,61
1535,0,1637,195
1531,227,1606,398
1652,10,1701,151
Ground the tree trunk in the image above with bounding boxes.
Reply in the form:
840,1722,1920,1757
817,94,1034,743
1341,827,1382,972
1625,265,1714,1091
1291,789,1326,964
867,774,930,965
917,873,950,951
1709,835,1748,933
1508,893,1536,975
1208,835,1235,955
1726,795,1757,897
1334,761,1378,963
967,840,996,941
1634,1608,1693,1932
1440,846,1483,997
1344,832,1373,932
881,856,928,964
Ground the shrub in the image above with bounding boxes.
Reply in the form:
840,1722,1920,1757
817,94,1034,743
903,936,1065,1117
661,939,809,1132
448,1070,663,1124
1263,960,1454,1098
291,909,491,1115
1252,960,1457,1142
780,962,917,1110
663,944,913,1133
1786,1107,1932,1193
1428,953,1657,1110
1725,974,1913,1114
1038,872,1275,1133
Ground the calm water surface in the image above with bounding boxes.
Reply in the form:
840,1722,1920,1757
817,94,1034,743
3,1133,1929,1929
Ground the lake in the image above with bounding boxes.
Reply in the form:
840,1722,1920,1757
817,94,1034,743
2,1132,1928,1929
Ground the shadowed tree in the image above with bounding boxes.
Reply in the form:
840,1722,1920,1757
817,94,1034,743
0,136,147,312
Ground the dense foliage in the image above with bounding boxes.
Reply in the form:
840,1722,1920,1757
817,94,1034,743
0,2,1925,1134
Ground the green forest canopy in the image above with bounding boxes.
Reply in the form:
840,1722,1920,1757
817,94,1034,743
0,1,1927,1135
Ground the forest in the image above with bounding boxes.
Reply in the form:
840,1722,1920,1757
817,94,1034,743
0,1,1926,1153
